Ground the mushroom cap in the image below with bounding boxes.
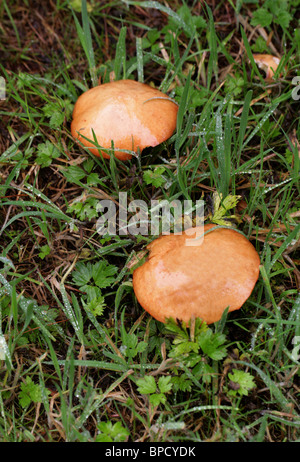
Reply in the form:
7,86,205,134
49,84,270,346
252,54,281,80
71,79,178,160
132,224,260,325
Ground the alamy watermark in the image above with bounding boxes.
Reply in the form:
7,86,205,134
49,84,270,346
292,76,300,101
291,336,300,362
95,193,205,246
0,77,6,101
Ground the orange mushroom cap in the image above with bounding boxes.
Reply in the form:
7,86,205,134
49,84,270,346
252,54,281,80
132,224,260,325
71,79,178,160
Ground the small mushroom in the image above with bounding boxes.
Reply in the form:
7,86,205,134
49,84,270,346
132,224,260,325
71,79,178,160
252,54,281,80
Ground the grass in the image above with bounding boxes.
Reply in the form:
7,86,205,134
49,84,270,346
0,0,300,443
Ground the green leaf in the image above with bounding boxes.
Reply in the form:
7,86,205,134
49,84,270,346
19,376,43,408
121,331,147,359
171,374,192,392
169,339,199,357
274,10,292,28
61,165,86,184
166,4,206,36
149,393,166,406
36,141,60,168
136,375,157,394
85,295,106,317
164,317,190,337
228,369,256,397
198,329,227,360
72,260,118,291
69,0,94,13
83,285,102,301
71,0,97,86
211,192,241,226
19,392,32,408
135,341,148,354
67,195,99,221
38,244,51,259
96,421,129,442
158,375,173,394
91,260,118,288
192,361,215,384
72,261,93,287
225,72,245,96
265,0,289,13
250,8,273,27
86,172,101,185
251,36,268,53
122,332,138,351
143,166,166,188
146,28,160,45
49,111,65,128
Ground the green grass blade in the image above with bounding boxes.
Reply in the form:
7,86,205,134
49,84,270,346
136,37,144,82
114,26,127,80
238,89,253,157
206,5,218,89
71,0,97,87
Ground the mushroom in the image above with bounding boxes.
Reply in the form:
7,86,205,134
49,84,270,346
71,79,178,160
132,224,260,325
252,54,281,80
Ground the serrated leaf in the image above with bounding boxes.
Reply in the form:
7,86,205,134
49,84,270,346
222,194,241,211
192,361,215,384
149,393,166,406
274,10,292,28
158,375,173,394
212,217,237,227
169,339,199,357
228,369,256,396
164,317,190,337
96,421,129,442
49,111,65,128
212,192,241,222
171,374,192,392
250,8,273,27
42,102,56,117
19,376,42,408
39,244,51,259
72,261,93,287
210,193,241,228
124,332,138,350
19,393,32,408
86,172,101,185
36,141,60,167
135,341,147,354
143,166,166,188
136,375,156,394
92,260,118,288
198,329,227,360
61,165,86,184
85,295,106,317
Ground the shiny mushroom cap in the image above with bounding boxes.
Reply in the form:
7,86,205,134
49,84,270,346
252,54,281,80
71,79,178,160
132,224,260,325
